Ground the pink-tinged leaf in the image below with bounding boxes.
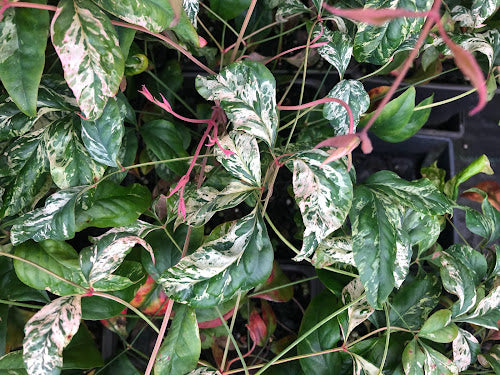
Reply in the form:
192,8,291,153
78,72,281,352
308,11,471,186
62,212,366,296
359,132,373,154
322,3,428,25
168,0,182,27
314,134,361,165
130,276,171,315
101,309,128,337
247,309,268,346
198,308,235,329
23,296,82,375
251,261,293,302
198,36,207,48
261,300,277,338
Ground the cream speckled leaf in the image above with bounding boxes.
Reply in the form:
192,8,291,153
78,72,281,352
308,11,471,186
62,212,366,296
421,342,458,375
353,0,433,65
288,150,353,261
183,0,199,28
312,24,352,79
23,296,81,375
352,353,379,375
312,0,323,13
471,0,499,26
215,131,261,186
10,187,81,245
452,328,480,371
403,210,441,256
342,278,373,339
187,368,222,375
51,0,124,120
312,236,354,268
45,116,105,189
275,0,309,22
196,61,278,147
322,80,369,136
451,5,475,28
456,286,500,329
80,229,154,285
402,338,425,374
179,181,256,227
81,97,125,167
159,208,273,308
0,101,39,141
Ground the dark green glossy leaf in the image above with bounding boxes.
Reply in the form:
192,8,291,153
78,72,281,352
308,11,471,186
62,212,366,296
446,244,487,286
63,323,104,369
159,209,273,308
0,2,49,116
465,188,500,244
100,354,141,375
418,309,458,343
13,240,86,296
81,97,125,167
81,284,139,320
51,0,124,120
105,127,138,184
155,304,201,375
0,257,49,303
297,290,350,375
209,0,251,20
0,351,27,374
45,116,105,188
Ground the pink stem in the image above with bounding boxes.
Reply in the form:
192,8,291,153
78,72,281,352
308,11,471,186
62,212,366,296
264,42,328,65
278,97,354,133
224,337,257,372
322,3,429,24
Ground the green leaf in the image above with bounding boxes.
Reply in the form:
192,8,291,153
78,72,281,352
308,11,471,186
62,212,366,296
363,170,454,216
465,188,500,244
297,290,349,375
0,351,27,374
105,127,139,184
209,0,251,20
342,278,374,339
180,181,256,227
482,345,500,374
13,240,87,296
0,257,49,303
418,309,458,343
444,155,493,200
288,150,353,261
74,181,151,230
452,328,480,372
420,342,458,375
251,261,294,302
0,129,50,218
350,185,410,309
215,131,261,187
81,97,125,167
63,323,104,369
322,79,369,135
140,119,189,176
196,61,278,148
353,0,432,65
447,244,487,286
51,0,124,120
81,284,139,320
388,274,441,330
45,116,105,189
159,208,273,308
0,2,49,116
0,100,38,141
79,228,153,285
403,210,441,256
10,187,81,245
402,338,425,375
100,354,141,375
155,304,201,375
456,286,500,330
312,24,353,79
37,74,79,111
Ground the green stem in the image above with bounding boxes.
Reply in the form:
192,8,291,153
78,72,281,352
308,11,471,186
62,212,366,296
264,213,300,255
248,276,318,298
199,1,240,38
254,295,365,375
322,266,358,278
0,299,44,309
378,304,391,374
414,88,476,111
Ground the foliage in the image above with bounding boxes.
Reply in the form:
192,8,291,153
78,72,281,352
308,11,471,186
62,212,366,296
0,0,499,374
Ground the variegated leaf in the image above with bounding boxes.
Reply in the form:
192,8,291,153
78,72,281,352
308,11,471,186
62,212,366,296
81,97,125,167
342,278,373,339
451,5,475,28
312,24,352,79
183,0,199,28
23,296,82,375
187,368,222,375
363,171,454,216
402,338,425,374
312,0,323,13
179,181,256,227
311,236,354,268
80,229,154,285
353,0,433,65
215,131,261,186
471,0,499,26
10,187,81,245
159,208,273,308
51,0,124,120
0,101,38,141
196,61,278,147
418,309,458,343
0,128,50,218
403,210,441,256
351,353,379,375
456,286,500,329
0,2,49,116
45,116,105,189
421,342,459,375
322,80,369,136
452,328,480,371
275,0,309,22
288,150,353,261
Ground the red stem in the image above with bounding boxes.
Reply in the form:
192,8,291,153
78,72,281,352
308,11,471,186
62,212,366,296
264,42,328,65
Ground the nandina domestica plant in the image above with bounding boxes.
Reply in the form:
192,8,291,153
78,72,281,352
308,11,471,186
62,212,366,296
0,0,499,374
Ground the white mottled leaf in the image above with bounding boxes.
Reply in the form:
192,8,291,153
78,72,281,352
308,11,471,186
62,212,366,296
312,236,354,268
159,208,273,308
179,180,257,227
421,342,459,375
51,0,124,120
322,79,369,135
0,101,38,141
312,0,323,13
196,61,278,147
80,229,154,285
351,353,379,375
456,286,500,329
10,187,81,245
45,116,105,189
451,5,475,28
23,296,82,375
215,131,261,186
183,0,199,28
288,150,353,261
453,328,480,371
403,210,441,256
81,97,125,167
471,0,499,26
312,24,352,79
275,0,309,22
342,278,373,339
187,368,222,375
